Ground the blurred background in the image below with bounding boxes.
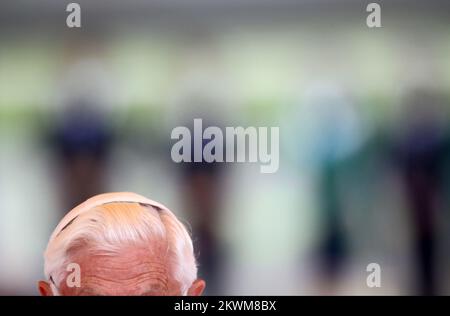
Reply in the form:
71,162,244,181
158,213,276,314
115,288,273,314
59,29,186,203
1,0,450,295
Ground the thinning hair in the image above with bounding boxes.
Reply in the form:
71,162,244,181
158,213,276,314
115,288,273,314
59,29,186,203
44,194,197,295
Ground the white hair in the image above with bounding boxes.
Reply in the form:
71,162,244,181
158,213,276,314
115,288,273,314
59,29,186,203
44,193,197,295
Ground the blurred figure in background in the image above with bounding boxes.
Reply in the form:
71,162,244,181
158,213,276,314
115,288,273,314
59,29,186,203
176,115,227,295
293,83,364,292
50,101,113,212
169,41,232,294
317,157,348,287
393,88,450,295
49,54,115,213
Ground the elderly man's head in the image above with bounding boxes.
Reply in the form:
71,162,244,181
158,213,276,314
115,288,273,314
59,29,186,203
38,192,205,296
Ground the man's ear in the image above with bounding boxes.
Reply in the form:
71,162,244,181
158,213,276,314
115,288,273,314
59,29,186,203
187,279,206,296
38,280,54,296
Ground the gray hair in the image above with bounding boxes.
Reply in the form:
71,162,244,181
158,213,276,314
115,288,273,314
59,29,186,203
44,192,197,295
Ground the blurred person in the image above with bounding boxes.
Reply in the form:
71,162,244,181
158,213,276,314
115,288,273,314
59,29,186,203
168,55,232,294
317,160,347,287
38,192,205,296
290,83,364,291
49,54,115,212
177,117,227,295
393,89,450,295
50,101,113,211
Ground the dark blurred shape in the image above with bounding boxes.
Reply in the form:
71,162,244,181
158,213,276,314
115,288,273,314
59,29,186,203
393,88,450,295
177,118,227,295
317,161,348,286
297,84,362,291
50,99,113,212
